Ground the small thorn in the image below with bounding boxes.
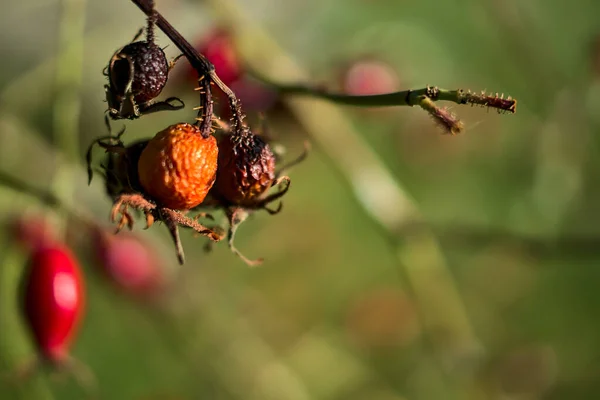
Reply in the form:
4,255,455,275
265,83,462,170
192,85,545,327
193,106,204,110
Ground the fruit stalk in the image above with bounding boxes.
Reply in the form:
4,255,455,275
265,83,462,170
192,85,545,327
130,0,246,128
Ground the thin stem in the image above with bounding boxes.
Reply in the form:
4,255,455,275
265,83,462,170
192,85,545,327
0,170,97,231
130,0,246,128
131,0,213,73
51,0,86,235
251,70,517,113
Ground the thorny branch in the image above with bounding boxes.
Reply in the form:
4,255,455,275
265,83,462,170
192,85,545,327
131,0,246,129
250,71,517,135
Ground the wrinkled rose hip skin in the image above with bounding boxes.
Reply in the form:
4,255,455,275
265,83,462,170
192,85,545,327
138,122,219,210
22,245,85,363
109,41,168,104
214,132,276,206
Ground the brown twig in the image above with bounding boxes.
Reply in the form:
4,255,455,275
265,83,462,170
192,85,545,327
130,0,246,129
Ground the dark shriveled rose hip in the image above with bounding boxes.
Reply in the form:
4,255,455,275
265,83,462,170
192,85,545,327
204,119,309,266
214,130,276,206
109,41,169,105
104,0,184,123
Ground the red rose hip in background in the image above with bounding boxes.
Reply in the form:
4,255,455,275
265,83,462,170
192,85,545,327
93,229,166,298
8,214,56,251
22,245,85,363
341,58,399,96
195,28,242,86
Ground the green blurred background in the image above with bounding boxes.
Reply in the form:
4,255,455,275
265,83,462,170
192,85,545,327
2,0,600,399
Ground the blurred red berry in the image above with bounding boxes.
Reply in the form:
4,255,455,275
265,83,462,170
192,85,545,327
93,229,165,297
8,214,56,251
186,28,279,121
22,245,85,363
194,28,242,86
230,78,279,113
341,58,399,96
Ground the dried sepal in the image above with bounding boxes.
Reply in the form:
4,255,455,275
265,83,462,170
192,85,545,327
110,193,224,265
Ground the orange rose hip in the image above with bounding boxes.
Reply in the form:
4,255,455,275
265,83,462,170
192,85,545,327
138,123,218,210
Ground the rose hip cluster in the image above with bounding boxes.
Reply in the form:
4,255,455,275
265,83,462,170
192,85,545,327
89,0,307,266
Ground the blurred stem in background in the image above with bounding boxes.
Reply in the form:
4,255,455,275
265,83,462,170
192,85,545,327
50,0,86,237
0,0,87,397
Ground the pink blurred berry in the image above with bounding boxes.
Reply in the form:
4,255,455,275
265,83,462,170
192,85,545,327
93,230,165,298
341,58,399,96
194,28,242,86
9,214,56,251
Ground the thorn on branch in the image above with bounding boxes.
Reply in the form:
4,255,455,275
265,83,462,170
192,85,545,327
419,96,464,135
460,89,517,114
